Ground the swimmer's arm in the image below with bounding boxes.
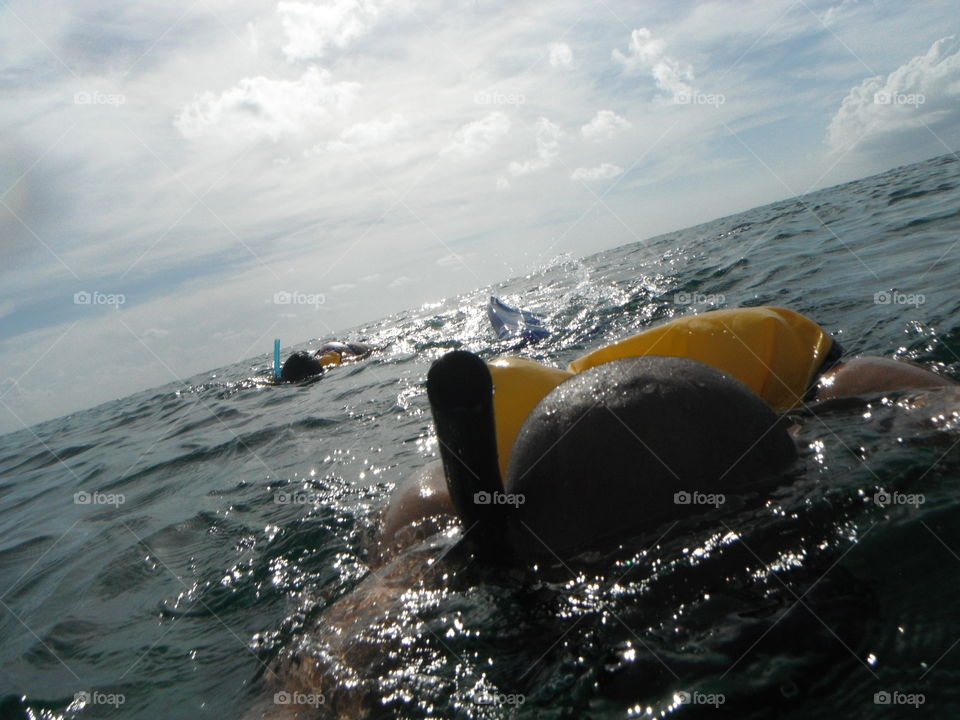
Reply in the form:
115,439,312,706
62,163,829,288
814,356,957,401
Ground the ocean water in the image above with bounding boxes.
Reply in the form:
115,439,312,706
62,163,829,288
1,152,959,719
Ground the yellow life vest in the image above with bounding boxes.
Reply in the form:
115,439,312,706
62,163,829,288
567,306,833,411
487,357,573,481
486,307,834,475
317,350,343,367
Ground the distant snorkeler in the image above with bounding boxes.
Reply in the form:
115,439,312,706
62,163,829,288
279,341,374,382
381,306,957,564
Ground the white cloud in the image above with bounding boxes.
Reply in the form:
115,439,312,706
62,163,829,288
278,0,396,60
507,117,563,176
826,35,960,153
175,67,360,142
570,163,623,181
613,27,695,100
141,328,171,340
247,21,261,55
613,28,665,70
820,0,866,26
6,0,960,434
435,254,459,266
580,109,632,142
549,42,573,69
388,275,413,288
324,113,407,151
443,112,511,158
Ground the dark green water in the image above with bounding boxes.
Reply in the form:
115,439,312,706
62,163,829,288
1,152,959,719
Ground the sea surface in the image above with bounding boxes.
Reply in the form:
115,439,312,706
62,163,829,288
1,152,960,719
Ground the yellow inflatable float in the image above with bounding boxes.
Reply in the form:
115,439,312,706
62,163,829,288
485,306,837,476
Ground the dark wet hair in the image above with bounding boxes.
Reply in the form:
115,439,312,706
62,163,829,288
504,355,798,561
280,351,324,382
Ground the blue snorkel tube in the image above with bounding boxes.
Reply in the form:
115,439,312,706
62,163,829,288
274,339,281,381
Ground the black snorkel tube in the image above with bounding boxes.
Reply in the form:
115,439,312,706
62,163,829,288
426,350,515,564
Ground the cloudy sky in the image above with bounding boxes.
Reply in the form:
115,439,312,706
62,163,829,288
1,0,959,434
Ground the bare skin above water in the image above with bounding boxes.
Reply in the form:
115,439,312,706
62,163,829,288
247,543,453,719
372,461,454,564
243,464,456,720
248,356,957,718
815,355,956,400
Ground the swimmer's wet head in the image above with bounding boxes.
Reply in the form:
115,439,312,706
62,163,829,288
505,356,799,562
280,351,325,382
428,351,799,566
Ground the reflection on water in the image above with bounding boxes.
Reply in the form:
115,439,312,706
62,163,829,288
0,154,959,718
